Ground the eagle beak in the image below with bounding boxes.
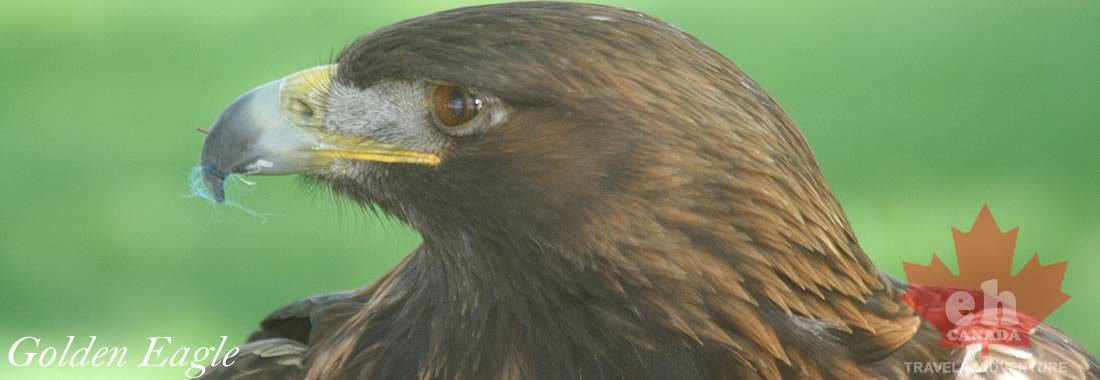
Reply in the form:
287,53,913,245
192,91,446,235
200,65,440,202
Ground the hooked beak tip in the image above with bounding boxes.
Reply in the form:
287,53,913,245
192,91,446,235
202,165,227,203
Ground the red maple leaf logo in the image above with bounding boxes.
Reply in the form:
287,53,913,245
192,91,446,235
902,205,1070,350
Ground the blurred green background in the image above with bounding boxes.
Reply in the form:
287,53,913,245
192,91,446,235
1,0,1097,378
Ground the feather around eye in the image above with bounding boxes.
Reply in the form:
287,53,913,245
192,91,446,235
431,85,481,128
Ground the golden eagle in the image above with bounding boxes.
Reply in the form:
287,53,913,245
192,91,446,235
198,2,1097,379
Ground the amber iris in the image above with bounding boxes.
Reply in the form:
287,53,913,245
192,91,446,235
431,85,480,127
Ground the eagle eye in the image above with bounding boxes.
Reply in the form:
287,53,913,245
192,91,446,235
430,84,481,128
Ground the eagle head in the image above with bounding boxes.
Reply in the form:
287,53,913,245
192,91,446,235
199,3,828,248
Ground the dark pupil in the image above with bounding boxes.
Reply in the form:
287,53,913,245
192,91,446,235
447,89,465,116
